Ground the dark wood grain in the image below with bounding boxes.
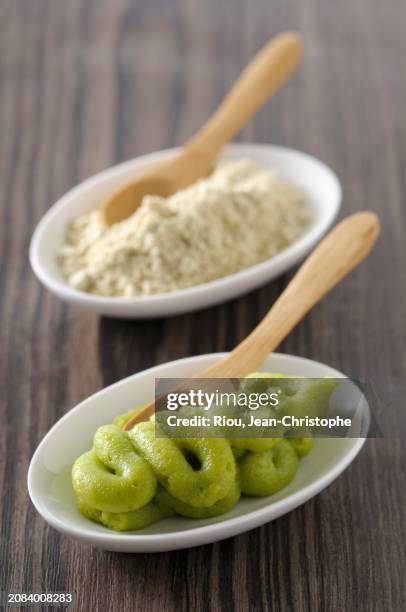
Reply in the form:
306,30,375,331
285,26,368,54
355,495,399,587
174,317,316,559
1,0,405,610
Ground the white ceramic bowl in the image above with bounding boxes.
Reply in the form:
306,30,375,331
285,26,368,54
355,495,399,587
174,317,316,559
29,144,341,318
28,352,367,553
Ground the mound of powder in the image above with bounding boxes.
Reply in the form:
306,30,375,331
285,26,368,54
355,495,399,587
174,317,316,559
58,160,310,296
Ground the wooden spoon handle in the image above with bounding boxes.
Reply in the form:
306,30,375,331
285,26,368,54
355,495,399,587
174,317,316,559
124,212,379,430
185,32,303,162
199,212,380,377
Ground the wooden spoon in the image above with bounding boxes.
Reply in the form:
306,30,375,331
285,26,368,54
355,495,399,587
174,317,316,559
124,211,380,430
101,31,303,226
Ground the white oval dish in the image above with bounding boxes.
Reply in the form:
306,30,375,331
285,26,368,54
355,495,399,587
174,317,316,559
29,144,341,318
28,352,366,553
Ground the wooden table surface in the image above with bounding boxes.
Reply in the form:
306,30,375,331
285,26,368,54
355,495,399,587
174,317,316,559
1,0,405,610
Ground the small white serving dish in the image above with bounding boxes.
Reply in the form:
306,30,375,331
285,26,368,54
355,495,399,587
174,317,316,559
29,144,341,318
27,352,367,553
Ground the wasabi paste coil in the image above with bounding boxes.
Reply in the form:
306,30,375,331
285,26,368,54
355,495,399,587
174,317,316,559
72,425,157,513
128,421,236,508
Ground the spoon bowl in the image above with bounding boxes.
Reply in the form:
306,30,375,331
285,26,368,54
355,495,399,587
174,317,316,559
29,143,341,318
27,352,368,553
